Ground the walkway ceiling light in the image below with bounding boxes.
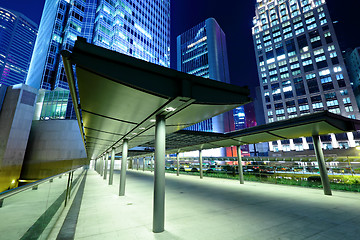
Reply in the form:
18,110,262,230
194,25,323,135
164,107,176,112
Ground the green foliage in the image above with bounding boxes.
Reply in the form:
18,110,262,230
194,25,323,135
163,169,360,192
342,176,360,185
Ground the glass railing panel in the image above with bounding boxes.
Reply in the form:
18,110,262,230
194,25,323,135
0,167,85,240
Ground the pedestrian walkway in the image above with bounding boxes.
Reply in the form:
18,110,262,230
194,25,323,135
71,169,360,240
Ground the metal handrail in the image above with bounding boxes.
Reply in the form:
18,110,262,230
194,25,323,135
0,167,82,201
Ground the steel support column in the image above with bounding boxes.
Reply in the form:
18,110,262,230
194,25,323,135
151,155,154,172
100,155,104,177
104,152,109,180
143,158,145,171
312,135,332,196
119,139,128,196
199,149,203,179
109,148,115,185
153,114,166,233
176,153,180,176
237,146,244,184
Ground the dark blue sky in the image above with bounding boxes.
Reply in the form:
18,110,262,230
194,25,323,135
1,0,360,97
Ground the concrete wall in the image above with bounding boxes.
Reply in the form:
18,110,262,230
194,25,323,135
0,84,37,192
21,119,87,180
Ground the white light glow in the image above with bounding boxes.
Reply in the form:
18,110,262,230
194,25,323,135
164,107,176,112
187,36,207,49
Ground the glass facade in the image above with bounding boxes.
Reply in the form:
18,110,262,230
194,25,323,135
252,0,360,152
177,18,231,133
26,0,170,120
0,7,38,86
179,21,212,131
344,48,360,112
40,90,69,120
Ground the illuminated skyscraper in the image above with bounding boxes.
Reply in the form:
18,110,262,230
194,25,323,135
0,7,38,86
26,0,170,120
252,0,360,152
177,18,231,133
344,48,360,110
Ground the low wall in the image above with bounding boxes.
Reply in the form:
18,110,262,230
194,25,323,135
21,120,88,180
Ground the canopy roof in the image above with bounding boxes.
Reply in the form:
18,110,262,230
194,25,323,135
139,111,360,155
62,39,360,159
61,38,251,159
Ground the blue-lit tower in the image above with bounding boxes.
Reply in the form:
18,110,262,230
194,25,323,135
26,0,170,120
0,7,38,86
252,0,360,153
177,18,231,133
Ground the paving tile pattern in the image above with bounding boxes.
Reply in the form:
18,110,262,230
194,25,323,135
75,170,360,240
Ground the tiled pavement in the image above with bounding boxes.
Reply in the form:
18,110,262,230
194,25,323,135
70,169,360,240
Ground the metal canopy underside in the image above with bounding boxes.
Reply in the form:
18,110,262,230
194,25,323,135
61,38,251,159
137,111,360,155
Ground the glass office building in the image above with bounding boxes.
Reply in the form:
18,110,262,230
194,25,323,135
344,48,360,111
252,0,360,153
0,7,38,86
177,18,231,133
26,0,170,120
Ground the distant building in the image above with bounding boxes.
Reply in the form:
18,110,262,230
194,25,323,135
0,7,38,86
177,18,231,134
26,0,170,120
232,102,269,157
252,0,360,154
344,48,360,110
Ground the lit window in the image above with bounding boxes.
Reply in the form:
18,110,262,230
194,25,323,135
327,45,335,51
345,106,354,112
281,73,290,79
334,66,342,73
340,90,348,96
343,98,351,104
329,108,341,114
326,100,338,107
312,102,324,109
291,63,300,69
284,33,293,39
289,57,298,63
314,49,324,55
319,69,330,76
302,59,313,66
307,23,317,30
321,76,332,84
299,105,309,111
301,53,311,59
330,52,337,58
315,55,326,62
279,60,287,66
280,67,288,73
320,19,327,25
336,74,344,80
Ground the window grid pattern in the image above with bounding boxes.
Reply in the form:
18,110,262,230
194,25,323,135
0,7,38,86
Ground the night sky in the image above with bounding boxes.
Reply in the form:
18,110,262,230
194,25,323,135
1,0,360,98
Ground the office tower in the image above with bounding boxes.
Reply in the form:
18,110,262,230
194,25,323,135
177,18,231,133
232,102,269,156
26,0,170,120
344,48,360,110
252,0,360,153
0,7,38,86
